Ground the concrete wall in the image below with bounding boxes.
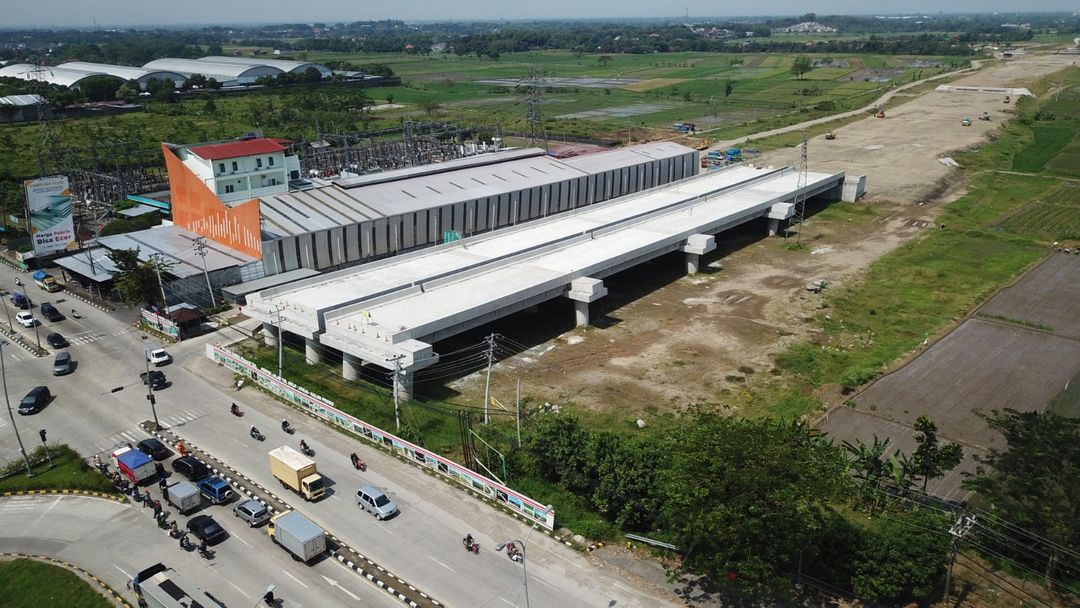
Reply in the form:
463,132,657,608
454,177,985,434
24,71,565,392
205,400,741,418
261,148,699,275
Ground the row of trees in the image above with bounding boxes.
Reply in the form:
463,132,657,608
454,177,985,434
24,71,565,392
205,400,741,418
512,407,1077,601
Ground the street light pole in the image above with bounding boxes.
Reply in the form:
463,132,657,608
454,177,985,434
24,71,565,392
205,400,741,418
193,236,215,308
142,337,160,431
1,340,33,476
499,504,553,608
24,291,40,349
1,288,12,328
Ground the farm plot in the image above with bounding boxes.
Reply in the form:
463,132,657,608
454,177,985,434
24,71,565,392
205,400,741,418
978,252,1080,339
995,184,1080,241
851,318,1080,451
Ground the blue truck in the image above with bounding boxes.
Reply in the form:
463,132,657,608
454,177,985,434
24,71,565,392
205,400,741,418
197,476,235,505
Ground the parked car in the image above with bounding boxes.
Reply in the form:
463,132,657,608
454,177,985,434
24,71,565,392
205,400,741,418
52,351,72,375
232,499,270,527
171,455,210,481
186,515,228,545
356,484,399,520
136,438,172,461
147,349,172,366
15,311,36,327
46,332,67,348
39,302,62,322
18,386,51,415
139,370,167,390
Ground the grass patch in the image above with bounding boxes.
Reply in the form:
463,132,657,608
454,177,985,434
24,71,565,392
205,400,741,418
974,312,1054,332
0,558,114,608
0,445,113,494
1012,124,1074,173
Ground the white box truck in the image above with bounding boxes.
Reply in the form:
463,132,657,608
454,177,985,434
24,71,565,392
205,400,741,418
269,446,325,501
132,563,223,608
165,481,201,514
268,510,327,564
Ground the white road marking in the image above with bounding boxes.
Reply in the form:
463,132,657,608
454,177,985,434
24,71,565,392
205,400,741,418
499,598,518,607
113,564,131,579
281,569,309,588
321,575,362,601
428,556,455,572
231,533,250,547
227,581,252,599
233,439,249,449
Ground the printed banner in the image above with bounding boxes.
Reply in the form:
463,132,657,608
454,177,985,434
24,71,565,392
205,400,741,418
24,176,75,255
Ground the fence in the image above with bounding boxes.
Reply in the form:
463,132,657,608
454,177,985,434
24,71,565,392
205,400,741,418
140,309,180,341
208,343,555,530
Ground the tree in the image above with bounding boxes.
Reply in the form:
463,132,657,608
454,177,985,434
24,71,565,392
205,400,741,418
597,54,613,68
107,248,172,309
416,96,440,118
791,55,812,80
724,80,734,99
964,409,1080,584
0,103,17,124
658,415,846,594
116,82,140,101
385,92,394,104
851,509,950,602
909,416,962,491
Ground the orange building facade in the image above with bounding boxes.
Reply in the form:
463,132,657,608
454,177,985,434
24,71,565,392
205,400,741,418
162,143,263,260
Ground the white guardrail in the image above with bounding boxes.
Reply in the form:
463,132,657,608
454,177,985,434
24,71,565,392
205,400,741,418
208,343,555,530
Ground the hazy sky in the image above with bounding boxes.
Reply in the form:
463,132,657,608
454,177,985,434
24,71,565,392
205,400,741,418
4,1,1076,28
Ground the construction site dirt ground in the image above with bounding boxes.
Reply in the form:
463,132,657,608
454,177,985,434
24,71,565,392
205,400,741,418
433,53,1078,424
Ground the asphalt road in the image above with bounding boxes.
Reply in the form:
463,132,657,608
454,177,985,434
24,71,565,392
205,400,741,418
0,269,678,608
0,493,401,608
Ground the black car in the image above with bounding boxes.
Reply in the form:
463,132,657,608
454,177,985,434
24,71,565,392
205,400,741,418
136,438,172,461
46,332,68,348
186,515,228,545
171,455,210,481
139,370,167,390
40,303,63,322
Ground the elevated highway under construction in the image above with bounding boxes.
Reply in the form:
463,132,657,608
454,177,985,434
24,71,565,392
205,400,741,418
246,164,865,396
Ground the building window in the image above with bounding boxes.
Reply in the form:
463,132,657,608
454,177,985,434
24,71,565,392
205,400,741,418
232,161,238,172
268,156,275,167
218,163,225,173
256,158,263,168
225,185,235,193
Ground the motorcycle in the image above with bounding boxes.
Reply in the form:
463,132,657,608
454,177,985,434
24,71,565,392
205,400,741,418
179,533,192,550
250,427,265,442
230,403,243,417
463,535,479,554
299,441,314,457
198,543,214,560
71,309,82,319
350,453,367,472
281,420,295,434
505,542,523,563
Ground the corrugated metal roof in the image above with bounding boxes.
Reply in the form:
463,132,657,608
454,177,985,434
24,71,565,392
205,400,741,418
58,61,187,83
256,143,695,239
95,225,256,278
199,56,332,76
142,58,283,80
188,138,285,160
0,94,47,107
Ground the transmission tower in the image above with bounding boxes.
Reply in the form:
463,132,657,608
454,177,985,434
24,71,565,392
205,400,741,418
786,130,809,243
520,65,547,150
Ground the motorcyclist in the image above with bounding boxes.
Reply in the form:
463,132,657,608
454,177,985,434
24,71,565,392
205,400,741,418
198,540,209,555
351,452,361,468
281,419,291,432
250,426,261,439
299,439,309,453
464,533,475,548
231,403,241,416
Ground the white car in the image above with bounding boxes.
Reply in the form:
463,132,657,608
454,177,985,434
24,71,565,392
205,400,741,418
16,311,36,328
147,348,172,366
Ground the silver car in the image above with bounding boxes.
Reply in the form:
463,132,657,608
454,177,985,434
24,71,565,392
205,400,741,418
356,484,399,520
232,499,270,527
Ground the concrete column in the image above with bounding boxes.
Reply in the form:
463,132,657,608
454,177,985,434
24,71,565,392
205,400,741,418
262,323,279,347
574,300,590,327
686,253,701,275
342,352,362,381
395,369,414,401
304,337,321,365
767,218,780,236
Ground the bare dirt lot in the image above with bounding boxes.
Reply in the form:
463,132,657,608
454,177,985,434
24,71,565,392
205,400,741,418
440,54,1079,421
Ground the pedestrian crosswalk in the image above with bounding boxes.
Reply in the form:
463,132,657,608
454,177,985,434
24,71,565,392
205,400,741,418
66,330,129,346
87,410,202,455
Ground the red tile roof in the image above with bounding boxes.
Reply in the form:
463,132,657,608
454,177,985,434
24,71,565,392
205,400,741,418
187,138,285,160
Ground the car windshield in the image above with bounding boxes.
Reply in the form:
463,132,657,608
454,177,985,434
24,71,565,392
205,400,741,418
308,477,325,491
374,494,390,507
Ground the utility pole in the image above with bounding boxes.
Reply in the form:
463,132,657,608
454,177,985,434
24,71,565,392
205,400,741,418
192,236,215,308
516,378,522,447
271,305,286,378
944,514,977,604
1,340,33,476
482,333,497,425
22,291,41,350
142,336,161,431
151,253,168,311
388,354,405,432
38,429,51,466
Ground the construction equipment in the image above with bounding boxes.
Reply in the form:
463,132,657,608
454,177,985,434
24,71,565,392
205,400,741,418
874,110,885,118
824,131,836,140
978,112,991,121
694,139,709,150
1004,96,1011,104
961,117,972,127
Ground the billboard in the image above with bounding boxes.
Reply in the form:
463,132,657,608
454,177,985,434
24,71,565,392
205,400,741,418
24,175,75,256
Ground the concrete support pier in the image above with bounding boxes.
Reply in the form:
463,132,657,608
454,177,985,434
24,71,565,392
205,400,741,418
768,202,794,236
566,277,608,328
682,234,716,275
767,218,780,236
342,352,363,381
263,323,279,347
394,369,414,400
304,337,321,365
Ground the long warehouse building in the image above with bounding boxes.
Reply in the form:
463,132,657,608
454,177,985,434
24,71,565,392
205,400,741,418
245,164,865,396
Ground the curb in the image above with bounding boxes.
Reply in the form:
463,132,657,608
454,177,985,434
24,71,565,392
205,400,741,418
139,422,442,608
66,289,114,312
0,552,133,607
0,489,125,502
0,323,49,358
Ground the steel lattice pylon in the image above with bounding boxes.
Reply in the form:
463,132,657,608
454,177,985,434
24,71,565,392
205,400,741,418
521,65,547,150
